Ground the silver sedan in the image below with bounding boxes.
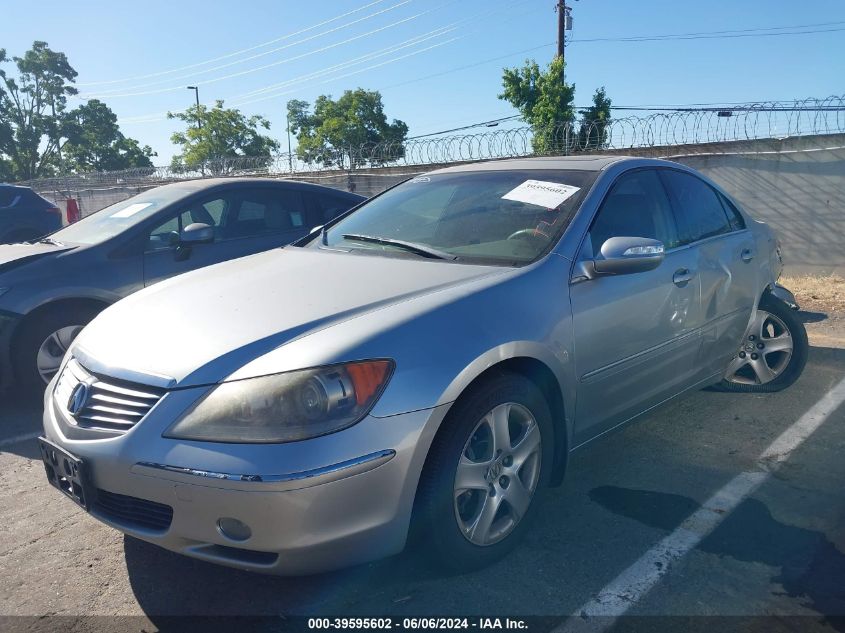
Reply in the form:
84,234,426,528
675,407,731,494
39,156,807,575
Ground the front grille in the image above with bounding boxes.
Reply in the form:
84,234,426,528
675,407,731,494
93,489,173,532
55,359,166,433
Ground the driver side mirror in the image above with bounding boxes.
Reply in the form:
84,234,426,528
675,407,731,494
577,236,665,280
179,222,214,246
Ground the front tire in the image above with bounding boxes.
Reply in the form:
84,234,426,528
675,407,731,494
415,372,554,572
714,296,808,393
14,305,102,395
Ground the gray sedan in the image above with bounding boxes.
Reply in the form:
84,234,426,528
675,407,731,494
0,178,363,393
39,156,806,575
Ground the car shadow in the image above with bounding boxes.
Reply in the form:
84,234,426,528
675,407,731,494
798,310,828,324
123,535,450,617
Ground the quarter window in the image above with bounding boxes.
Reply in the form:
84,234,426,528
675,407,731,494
588,169,680,257
661,170,733,244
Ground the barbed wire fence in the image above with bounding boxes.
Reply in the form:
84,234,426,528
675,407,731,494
20,95,845,217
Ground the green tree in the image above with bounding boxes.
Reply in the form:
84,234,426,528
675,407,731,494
287,89,408,167
62,99,156,172
499,56,575,154
577,87,612,150
0,41,78,180
168,100,279,175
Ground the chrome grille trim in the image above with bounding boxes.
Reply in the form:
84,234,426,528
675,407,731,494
55,359,166,433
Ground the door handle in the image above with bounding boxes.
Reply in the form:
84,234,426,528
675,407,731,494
741,248,754,262
673,268,694,286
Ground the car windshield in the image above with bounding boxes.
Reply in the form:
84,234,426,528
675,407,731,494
50,187,195,245
316,169,597,266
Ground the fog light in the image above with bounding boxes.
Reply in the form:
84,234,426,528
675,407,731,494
217,517,252,542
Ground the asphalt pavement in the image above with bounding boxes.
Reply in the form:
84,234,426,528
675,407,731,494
0,314,843,632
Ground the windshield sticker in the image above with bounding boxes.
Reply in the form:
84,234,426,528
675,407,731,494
110,202,152,219
410,176,430,183
502,180,580,209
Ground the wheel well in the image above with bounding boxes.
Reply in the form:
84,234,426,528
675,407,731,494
454,357,569,487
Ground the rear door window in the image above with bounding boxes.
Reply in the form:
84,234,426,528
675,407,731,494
661,170,734,244
220,189,306,240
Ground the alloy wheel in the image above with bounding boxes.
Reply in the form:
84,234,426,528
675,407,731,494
724,309,793,385
36,326,83,385
453,402,542,546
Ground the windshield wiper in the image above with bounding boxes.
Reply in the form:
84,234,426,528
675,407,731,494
36,237,65,247
342,234,456,260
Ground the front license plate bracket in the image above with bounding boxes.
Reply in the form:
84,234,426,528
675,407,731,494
38,437,94,511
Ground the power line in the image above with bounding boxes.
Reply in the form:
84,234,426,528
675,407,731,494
120,31,465,123
233,36,463,107
75,0,396,86
80,0,413,97
120,0,536,123
84,2,457,99
233,25,460,100
116,15,843,124
120,24,467,123
569,21,845,44
230,0,535,106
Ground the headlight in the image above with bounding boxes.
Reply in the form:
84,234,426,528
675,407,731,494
163,360,394,443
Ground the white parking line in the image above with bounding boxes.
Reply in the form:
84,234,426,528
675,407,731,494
0,431,40,449
559,375,845,632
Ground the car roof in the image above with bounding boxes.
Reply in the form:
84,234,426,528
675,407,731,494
148,177,364,198
427,155,649,174
0,183,34,192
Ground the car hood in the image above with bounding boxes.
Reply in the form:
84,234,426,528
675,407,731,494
73,247,505,387
0,242,72,275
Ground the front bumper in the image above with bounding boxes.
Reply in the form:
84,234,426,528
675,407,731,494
42,383,447,575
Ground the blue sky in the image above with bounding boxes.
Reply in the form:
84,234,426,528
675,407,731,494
3,0,844,163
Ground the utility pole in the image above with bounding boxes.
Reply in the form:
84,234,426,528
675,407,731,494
557,1,566,61
556,1,574,81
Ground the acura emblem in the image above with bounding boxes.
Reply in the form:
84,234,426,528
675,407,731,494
67,381,92,415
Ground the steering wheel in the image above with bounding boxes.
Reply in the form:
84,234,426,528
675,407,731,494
507,228,544,241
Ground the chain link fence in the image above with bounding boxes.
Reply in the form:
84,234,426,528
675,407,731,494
18,96,845,217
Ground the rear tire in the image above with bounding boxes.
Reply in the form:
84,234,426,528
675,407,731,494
14,305,102,396
414,372,554,572
712,296,808,393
